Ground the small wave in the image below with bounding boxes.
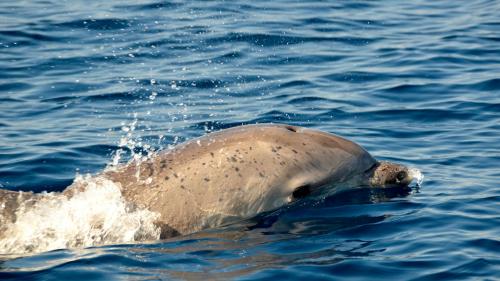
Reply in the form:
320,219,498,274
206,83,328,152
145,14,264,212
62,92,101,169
205,32,376,47
321,71,390,83
0,82,33,92
56,18,132,31
115,1,183,11
356,108,476,122
417,258,494,280
0,175,160,256
470,78,500,91
382,83,443,93
0,30,61,42
280,80,315,88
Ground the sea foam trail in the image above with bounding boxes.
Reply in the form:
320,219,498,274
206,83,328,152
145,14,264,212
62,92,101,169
0,175,160,256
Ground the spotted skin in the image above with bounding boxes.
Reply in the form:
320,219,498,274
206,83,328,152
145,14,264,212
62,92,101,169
0,124,414,240
103,124,410,237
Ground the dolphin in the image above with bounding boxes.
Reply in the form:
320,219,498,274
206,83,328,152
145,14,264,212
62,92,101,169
97,124,417,237
0,124,419,248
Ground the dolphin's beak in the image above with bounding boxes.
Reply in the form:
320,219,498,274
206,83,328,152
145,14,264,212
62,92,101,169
368,161,423,188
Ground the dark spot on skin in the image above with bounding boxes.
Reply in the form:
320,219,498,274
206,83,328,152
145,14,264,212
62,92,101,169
204,178,210,182
277,146,282,150
292,185,311,200
238,173,242,177
285,126,297,132
202,162,206,165
259,172,265,177
292,149,298,154
161,163,167,169
157,223,180,239
225,174,229,178
302,143,306,146
173,173,178,178
210,152,214,157
234,167,240,172
249,147,252,150
187,167,191,170
180,185,185,189
164,176,170,180
145,163,154,177
230,157,237,162
271,148,277,153
180,178,184,182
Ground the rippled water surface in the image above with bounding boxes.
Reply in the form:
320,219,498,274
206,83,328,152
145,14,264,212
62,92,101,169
1,0,500,280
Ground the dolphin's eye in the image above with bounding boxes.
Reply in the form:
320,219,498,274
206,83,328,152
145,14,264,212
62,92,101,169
292,185,311,199
396,171,407,181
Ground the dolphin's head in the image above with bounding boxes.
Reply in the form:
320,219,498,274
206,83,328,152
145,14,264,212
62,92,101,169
262,124,378,203
269,125,422,205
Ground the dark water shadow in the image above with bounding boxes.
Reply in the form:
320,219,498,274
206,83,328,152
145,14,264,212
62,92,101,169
243,186,413,235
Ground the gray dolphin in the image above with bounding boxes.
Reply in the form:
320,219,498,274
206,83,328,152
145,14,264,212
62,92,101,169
0,124,419,244
94,124,417,237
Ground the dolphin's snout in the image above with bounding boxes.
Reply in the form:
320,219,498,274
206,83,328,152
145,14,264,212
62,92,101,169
369,161,419,188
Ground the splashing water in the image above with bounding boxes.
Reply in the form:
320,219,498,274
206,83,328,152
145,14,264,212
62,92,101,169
0,175,160,256
409,168,424,187
0,86,186,256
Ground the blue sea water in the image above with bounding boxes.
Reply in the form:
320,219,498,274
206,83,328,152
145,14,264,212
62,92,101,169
1,0,500,279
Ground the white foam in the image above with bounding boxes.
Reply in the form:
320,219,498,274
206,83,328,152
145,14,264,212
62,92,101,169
0,175,160,255
409,168,424,187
